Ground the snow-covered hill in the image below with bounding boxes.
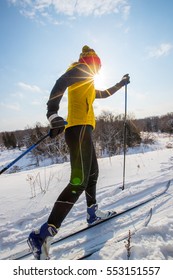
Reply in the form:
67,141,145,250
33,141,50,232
0,133,173,260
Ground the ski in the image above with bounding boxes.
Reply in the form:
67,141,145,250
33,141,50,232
5,180,170,260
73,208,153,260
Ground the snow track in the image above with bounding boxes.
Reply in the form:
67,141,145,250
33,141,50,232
0,133,173,260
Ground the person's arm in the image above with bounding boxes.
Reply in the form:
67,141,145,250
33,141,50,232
46,64,93,138
95,74,130,99
47,64,90,117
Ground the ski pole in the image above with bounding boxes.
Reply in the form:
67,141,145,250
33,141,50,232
0,132,50,175
121,83,128,190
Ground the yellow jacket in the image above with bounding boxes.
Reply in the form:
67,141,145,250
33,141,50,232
47,62,123,129
66,63,96,129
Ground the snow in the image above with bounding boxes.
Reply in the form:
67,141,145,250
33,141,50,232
0,133,173,260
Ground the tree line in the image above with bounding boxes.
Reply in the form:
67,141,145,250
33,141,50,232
1,111,173,167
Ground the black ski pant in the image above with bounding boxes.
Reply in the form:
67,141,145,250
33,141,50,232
48,125,99,228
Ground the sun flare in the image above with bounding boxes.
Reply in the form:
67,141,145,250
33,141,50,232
94,68,106,89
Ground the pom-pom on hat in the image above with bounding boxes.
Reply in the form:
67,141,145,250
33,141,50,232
79,45,101,66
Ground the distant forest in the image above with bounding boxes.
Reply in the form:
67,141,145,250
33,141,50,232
0,111,173,167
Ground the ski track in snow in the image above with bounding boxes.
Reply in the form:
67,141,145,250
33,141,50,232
0,133,173,260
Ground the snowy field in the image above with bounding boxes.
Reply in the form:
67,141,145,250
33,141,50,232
0,133,173,260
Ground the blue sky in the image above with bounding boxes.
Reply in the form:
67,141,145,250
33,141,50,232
0,0,173,132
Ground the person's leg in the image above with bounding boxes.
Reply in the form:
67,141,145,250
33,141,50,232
85,142,98,207
47,125,94,228
28,125,94,259
85,142,115,224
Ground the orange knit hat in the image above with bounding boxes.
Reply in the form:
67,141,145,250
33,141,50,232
79,45,101,66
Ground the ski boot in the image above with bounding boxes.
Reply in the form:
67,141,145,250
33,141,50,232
27,222,58,260
87,204,116,225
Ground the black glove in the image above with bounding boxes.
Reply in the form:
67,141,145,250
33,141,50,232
48,114,67,138
119,74,130,87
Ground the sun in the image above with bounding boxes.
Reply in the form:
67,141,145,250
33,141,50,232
94,68,106,89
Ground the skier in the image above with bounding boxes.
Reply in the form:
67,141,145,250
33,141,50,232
28,45,130,259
